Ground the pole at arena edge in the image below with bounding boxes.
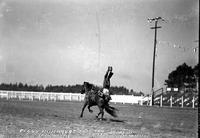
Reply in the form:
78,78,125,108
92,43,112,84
148,17,164,106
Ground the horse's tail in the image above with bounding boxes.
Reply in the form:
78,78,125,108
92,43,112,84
104,104,118,118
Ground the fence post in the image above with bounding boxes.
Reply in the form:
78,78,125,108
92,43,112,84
192,96,195,108
56,94,57,101
132,95,134,105
31,92,34,101
70,93,72,101
160,95,162,107
39,93,41,101
150,95,152,106
64,94,66,101
141,100,143,106
19,93,21,100
6,91,9,100
170,95,172,108
181,96,184,108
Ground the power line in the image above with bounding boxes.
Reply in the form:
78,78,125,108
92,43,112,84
157,40,199,53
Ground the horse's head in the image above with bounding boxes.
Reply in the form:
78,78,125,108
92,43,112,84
80,84,86,94
80,81,93,94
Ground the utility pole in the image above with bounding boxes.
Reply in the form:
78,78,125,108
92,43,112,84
194,40,199,96
148,17,164,106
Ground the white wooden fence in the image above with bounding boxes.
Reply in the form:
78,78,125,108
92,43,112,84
0,90,148,105
154,94,198,108
0,90,85,101
111,95,150,105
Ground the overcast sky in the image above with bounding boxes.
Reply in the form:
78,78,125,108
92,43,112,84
0,0,199,94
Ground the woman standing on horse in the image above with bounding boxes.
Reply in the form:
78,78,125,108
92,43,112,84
79,66,118,119
103,66,113,101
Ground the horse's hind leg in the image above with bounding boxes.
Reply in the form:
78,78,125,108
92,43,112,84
96,107,104,120
80,102,87,118
88,105,93,113
100,108,104,120
96,111,101,118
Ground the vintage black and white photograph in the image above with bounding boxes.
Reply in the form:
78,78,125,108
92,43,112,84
0,0,199,137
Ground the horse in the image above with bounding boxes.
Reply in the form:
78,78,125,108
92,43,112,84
79,82,118,120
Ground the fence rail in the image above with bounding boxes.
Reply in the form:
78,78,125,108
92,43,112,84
1,90,197,108
154,92,198,108
0,90,147,105
0,90,85,102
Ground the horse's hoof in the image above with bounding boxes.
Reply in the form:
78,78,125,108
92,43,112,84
80,115,83,118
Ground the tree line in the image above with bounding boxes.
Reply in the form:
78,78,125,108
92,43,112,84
0,63,197,96
0,82,145,96
165,63,198,94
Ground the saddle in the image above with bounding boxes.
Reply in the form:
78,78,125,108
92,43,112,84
97,90,104,97
97,90,111,102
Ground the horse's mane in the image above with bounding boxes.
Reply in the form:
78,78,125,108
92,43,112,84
84,81,94,91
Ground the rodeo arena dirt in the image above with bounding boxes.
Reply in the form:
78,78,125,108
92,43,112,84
0,90,198,138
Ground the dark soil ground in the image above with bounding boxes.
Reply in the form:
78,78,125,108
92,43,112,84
0,99,198,138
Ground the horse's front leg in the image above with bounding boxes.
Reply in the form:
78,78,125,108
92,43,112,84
100,108,104,120
80,102,87,118
88,105,93,113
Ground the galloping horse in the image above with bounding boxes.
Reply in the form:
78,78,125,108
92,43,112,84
79,82,118,120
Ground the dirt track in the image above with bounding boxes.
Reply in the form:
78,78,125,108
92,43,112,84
0,99,198,138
